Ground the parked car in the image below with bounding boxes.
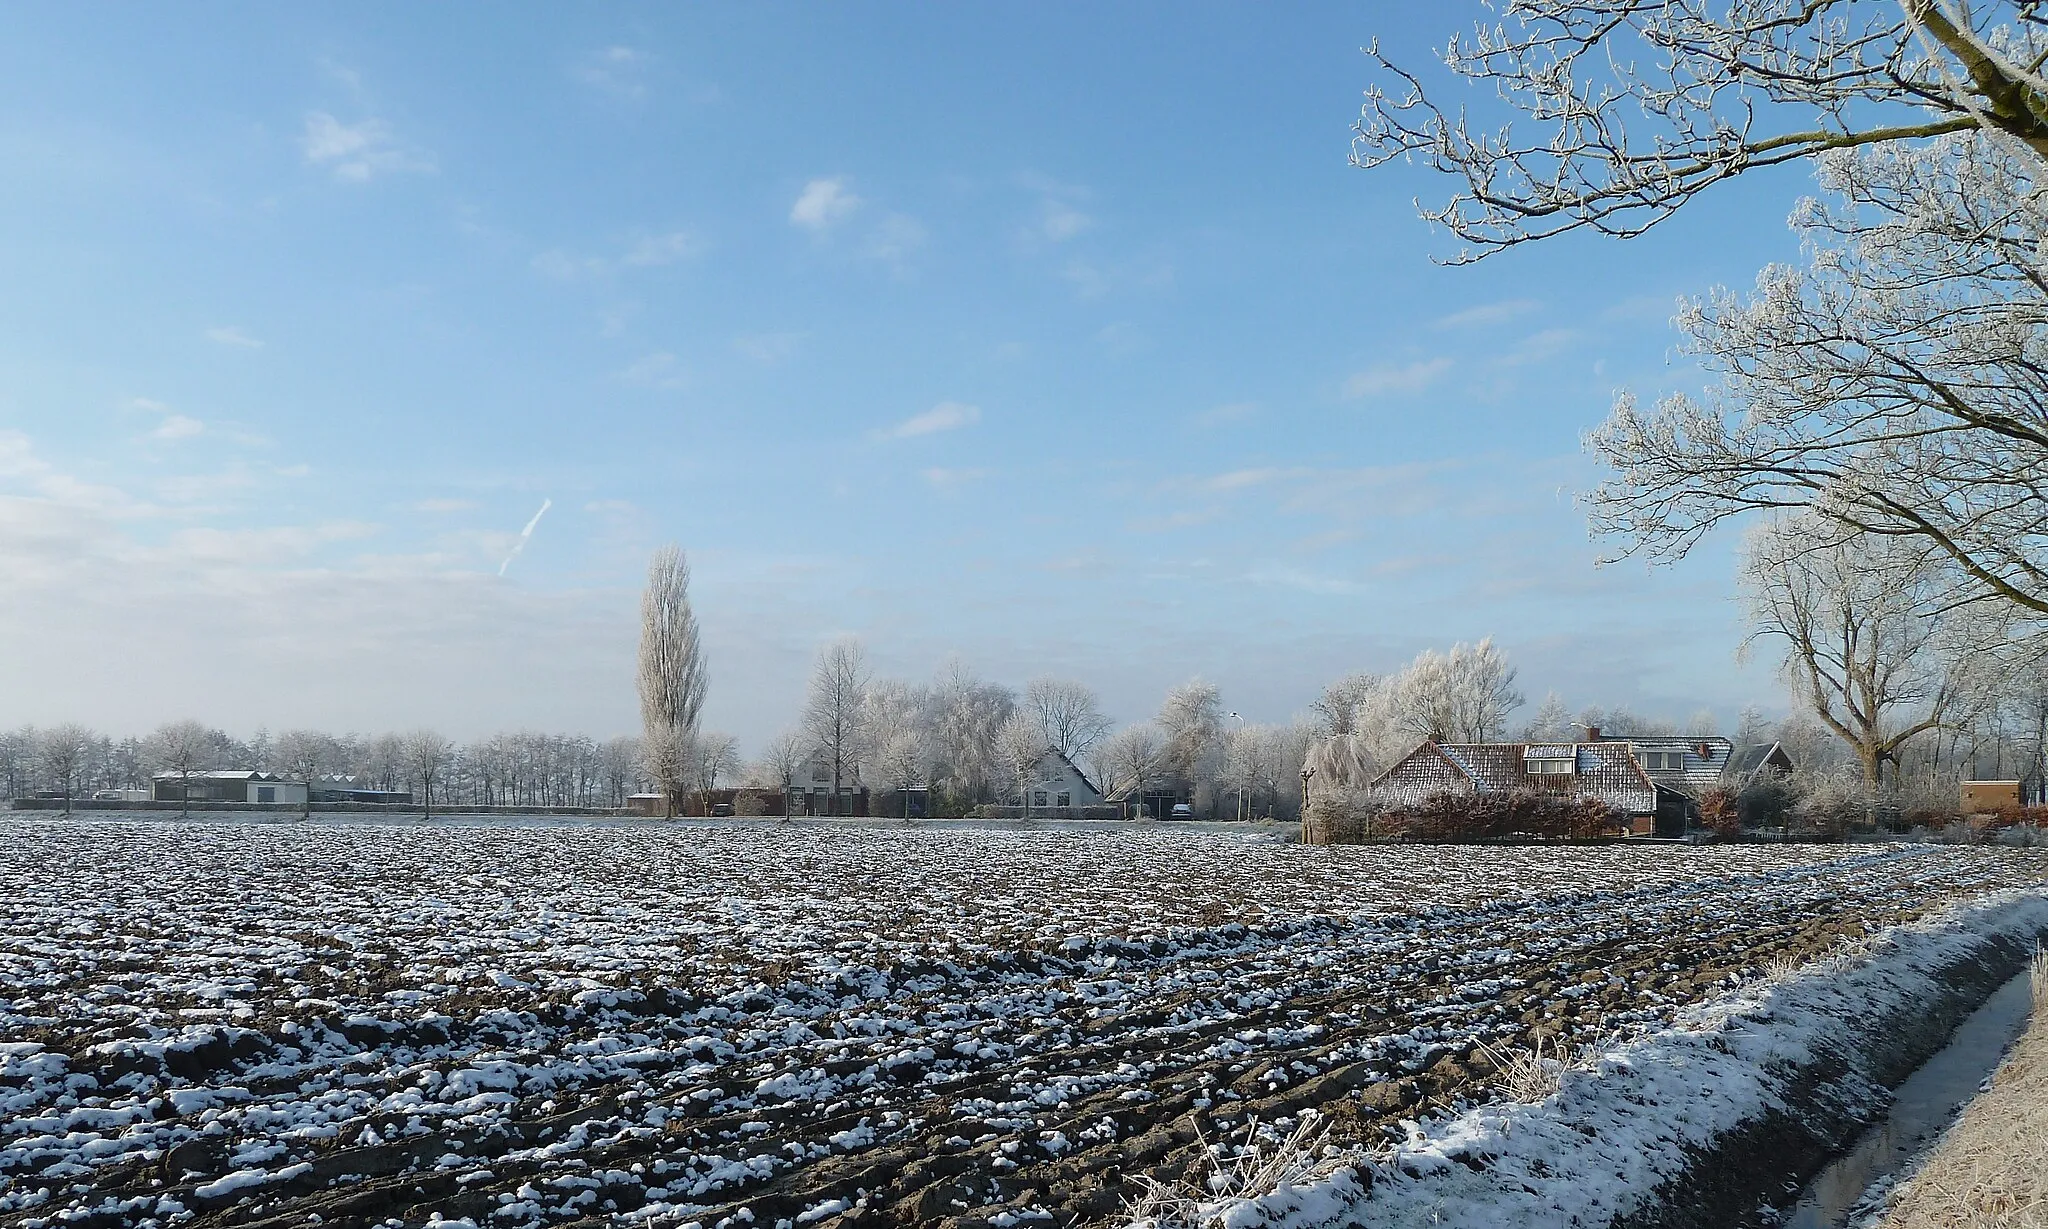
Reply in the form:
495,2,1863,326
1169,803,1194,820
709,802,735,817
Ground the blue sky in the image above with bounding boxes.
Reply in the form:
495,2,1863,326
0,3,1820,747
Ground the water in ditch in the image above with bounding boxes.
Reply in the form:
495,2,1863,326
1779,966,2035,1228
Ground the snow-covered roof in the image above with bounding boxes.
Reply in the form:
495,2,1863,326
150,770,278,781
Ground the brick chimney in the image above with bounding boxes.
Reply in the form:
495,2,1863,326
1584,725,1602,742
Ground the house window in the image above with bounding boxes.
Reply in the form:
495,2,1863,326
811,762,829,782
1526,757,1575,775
1641,750,1685,771
1057,792,1071,808
1033,790,1048,807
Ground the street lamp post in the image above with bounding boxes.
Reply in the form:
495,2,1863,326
1227,711,1246,823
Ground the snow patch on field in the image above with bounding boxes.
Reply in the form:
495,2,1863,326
1140,888,2048,1229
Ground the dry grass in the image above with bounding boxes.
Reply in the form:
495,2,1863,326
1123,1115,1341,1228
1475,1033,1580,1102
1877,946,2048,1228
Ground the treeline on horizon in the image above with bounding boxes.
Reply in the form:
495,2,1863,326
11,633,2045,816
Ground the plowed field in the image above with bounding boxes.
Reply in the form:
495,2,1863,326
4,819,2042,1228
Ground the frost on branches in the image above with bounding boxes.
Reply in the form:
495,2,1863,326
1355,1,2048,258
1588,132,2048,617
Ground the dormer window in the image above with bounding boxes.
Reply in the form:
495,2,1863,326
1525,755,1576,775
1640,750,1686,771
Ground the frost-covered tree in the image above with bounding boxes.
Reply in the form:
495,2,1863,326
1355,2,2048,259
37,724,92,815
1024,678,1111,763
1157,679,1223,803
402,729,453,820
1096,723,1165,817
992,711,1048,814
643,725,693,818
802,638,870,814
931,658,1015,805
873,728,936,817
1309,672,1382,737
1741,513,1964,785
637,545,707,765
145,719,215,815
1517,692,1574,742
598,735,645,809
1359,639,1525,753
1589,135,2048,618
274,729,335,819
750,728,811,817
689,732,740,807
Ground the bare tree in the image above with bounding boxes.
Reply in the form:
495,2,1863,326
637,545,708,798
1024,678,1112,762
145,719,214,815
751,728,812,818
1310,672,1382,736
1096,723,1165,818
598,735,645,809
992,711,1048,816
873,728,935,818
274,728,334,819
931,657,1015,806
1355,2,2048,260
402,730,454,820
644,726,693,818
1357,640,1524,754
690,731,741,810
1517,691,1574,742
1157,679,1223,806
37,724,92,815
801,638,870,815
1741,514,1962,786
1589,134,2048,616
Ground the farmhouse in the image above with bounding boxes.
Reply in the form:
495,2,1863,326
1371,732,1801,838
1370,741,1662,834
1015,747,1103,812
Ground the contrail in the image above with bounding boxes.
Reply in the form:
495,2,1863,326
498,498,552,576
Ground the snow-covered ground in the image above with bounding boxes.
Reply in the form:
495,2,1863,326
3,819,2043,1228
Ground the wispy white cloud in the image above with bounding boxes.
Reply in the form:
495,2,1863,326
150,415,205,442
622,232,699,267
1245,564,1365,595
880,401,980,440
1498,328,1578,367
790,177,859,231
300,112,433,183
922,467,986,491
532,230,701,279
733,332,803,364
1016,172,1093,244
1194,401,1258,427
1434,299,1541,329
617,351,686,389
1343,357,1451,400
1038,199,1091,242
572,45,649,99
415,498,475,514
1201,467,1284,493
863,213,926,267
205,326,263,349
171,521,377,566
